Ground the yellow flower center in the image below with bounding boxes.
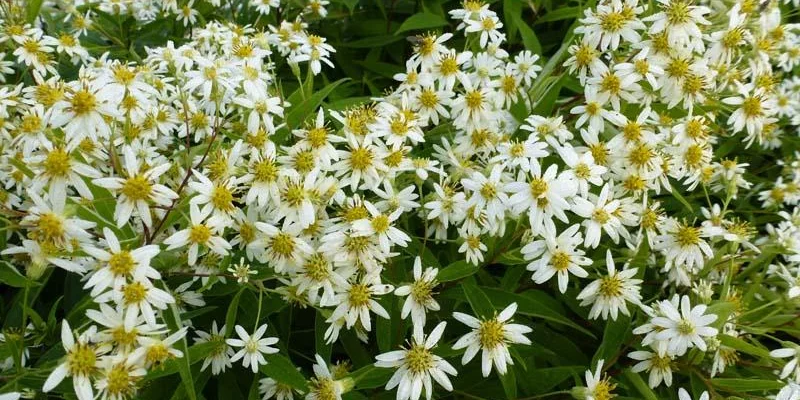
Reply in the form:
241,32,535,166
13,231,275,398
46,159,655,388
122,282,148,305
70,89,97,115
43,148,71,178
478,318,505,348
121,175,153,202
271,233,296,257
108,251,136,276
551,251,571,271
189,224,212,244
67,343,98,377
348,284,371,307
405,344,434,375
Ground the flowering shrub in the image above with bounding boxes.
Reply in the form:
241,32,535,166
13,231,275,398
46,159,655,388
1,0,800,399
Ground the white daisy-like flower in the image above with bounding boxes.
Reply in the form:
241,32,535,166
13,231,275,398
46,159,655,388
394,257,440,333
42,321,104,400
226,324,280,373
306,354,346,400
628,350,674,388
650,295,718,356
83,227,161,297
93,146,177,228
163,203,232,266
375,322,457,400
576,250,642,321
452,303,532,377
194,321,234,375
678,388,709,400
771,345,800,381
521,224,590,293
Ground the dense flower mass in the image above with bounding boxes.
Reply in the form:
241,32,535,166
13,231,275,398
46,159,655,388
1,0,800,399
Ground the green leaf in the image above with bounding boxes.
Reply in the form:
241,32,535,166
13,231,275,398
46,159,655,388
712,378,784,392
261,354,309,391
340,35,405,48
718,334,772,359
592,314,631,365
462,282,494,319
26,0,44,23
669,187,695,214
480,287,596,338
395,13,449,35
0,262,35,288
285,78,350,130
513,14,542,54
164,301,197,400
534,7,581,24
706,301,736,329
499,367,517,399
622,369,658,400
437,261,479,282
351,365,394,389
225,287,245,337
315,311,332,361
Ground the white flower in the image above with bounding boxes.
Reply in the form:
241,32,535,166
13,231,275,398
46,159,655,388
452,303,531,377
580,359,615,400
506,164,576,234
328,277,393,332
571,183,626,249
576,250,642,320
395,257,440,333
306,354,346,400
163,203,232,266
628,350,674,388
375,322,457,400
653,218,714,272
194,321,234,375
777,381,800,400
95,277,175,327
678,388,709,400
352,201,410,253
522,224,590,293
93,146,177,227
771,346,800,381
651,295,718,356
83,228,161,297
226,324,280,373
42,321,103,400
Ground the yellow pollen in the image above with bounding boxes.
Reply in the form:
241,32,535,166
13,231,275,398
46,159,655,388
121,175,152,201
189,224,212,244
108,251,136,276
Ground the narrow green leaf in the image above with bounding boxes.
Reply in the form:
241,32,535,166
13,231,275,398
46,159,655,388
164,302,197,400
395,13,449,35
339,35,405,48
592,315,631,365
261,354,309,391
285,78,350,130
712,378,784,392
437,261,478,282
26,0,44,23
534,7,580,24
718,334,772,359
513,14,542,54
462,283,494,319
480,287,596,338
0,262,36,288
225,287,245,337
499,367,517,399
623,369,658,400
